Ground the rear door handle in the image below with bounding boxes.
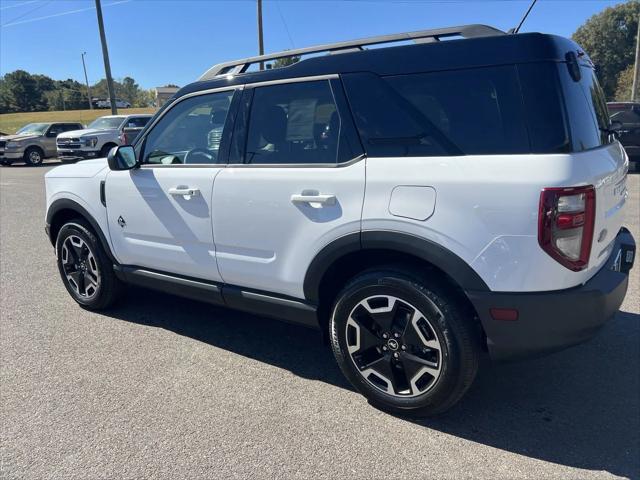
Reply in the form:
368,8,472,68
291,193,336,206
168,187,200,197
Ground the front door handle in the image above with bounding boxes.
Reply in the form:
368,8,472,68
168,187,200,197
291,192,336,206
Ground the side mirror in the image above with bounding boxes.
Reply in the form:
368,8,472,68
107,145,138,170
46,131,59,138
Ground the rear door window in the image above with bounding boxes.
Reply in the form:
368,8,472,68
126,117,151,128
342,66,530,157
241,80,351,165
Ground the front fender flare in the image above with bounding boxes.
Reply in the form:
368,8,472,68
46,198,117,263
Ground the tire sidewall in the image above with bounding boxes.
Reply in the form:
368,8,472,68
55,222,105,307
100,144,116,158
24,147,43,166
330,273,468,414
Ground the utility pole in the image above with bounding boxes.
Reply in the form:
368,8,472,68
95,0,117,114
257,0,264,70
632,16,640,101
81,52,93,110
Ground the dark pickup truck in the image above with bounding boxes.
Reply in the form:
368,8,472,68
608,102,640,171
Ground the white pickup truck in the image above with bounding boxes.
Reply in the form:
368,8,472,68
56,114,152,163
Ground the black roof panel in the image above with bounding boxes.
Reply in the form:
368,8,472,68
177,32,585,99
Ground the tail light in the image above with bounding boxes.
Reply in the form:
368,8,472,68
538,185,595,271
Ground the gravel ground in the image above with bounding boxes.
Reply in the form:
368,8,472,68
1,160,638,480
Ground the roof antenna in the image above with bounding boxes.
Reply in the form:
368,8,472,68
510,0,539,34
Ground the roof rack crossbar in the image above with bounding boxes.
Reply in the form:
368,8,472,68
198,24,504,81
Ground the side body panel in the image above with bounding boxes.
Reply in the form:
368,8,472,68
104,167,224,282
212,161,366,299
362,142,628,292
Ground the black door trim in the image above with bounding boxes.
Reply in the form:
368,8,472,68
114,265,319,329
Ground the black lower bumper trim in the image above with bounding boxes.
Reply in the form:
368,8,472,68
57,150,100,161
468,228,635,361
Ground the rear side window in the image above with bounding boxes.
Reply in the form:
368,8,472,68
558,64,613,151
518,63,570,153
243,80,347,165
126,117,150,128
342,67,529,157
609,107,640,124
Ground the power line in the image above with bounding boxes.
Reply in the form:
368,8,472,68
0,0,38,11
275,0,295,48
0,0,51,27
1,0,130,27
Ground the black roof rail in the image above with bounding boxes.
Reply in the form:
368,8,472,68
198,24,505,81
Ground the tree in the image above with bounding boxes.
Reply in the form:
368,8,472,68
572,1,640,99
272,55,300,69
120,76,140,104
2,70,42,112
0,77,10,114
614,63,640,101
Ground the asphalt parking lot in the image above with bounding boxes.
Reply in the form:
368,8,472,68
1,160,638,480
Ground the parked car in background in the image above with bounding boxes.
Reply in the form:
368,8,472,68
608,102,639,172
56,114,152,163
96,99,131,109
0,122,83,166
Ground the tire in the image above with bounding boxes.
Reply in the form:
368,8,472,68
330,268,479,416
24,146,44,166
55,219,123,310
100,143,117,158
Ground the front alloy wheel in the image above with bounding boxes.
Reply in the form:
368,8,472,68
345,295,443,397
61,235,101,299
55,220,123,310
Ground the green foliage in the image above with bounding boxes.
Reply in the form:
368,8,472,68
0,71,154,113
614,64,639,101
1,70,45,112
272,55,301,69
572,1,640,99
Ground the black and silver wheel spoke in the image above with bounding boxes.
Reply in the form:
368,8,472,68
345,294,443,398
61,235,100,299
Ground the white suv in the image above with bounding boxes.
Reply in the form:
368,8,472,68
44,25,635,415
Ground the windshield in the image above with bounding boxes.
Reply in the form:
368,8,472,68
88,116,126,130
16,123,49,135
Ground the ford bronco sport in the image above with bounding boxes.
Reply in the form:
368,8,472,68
45,25,635,415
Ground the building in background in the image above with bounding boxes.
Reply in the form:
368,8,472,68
154,86,180,108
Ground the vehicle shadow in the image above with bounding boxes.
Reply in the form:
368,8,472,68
104,289,639,478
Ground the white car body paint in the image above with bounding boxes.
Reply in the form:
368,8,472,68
44,141,628,298
105,167,225,283
212,161,366,298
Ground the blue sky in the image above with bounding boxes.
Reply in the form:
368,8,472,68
0,0,629,89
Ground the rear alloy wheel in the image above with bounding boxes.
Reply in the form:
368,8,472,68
330,269,479,416
24,147,44,166
344,295,443,397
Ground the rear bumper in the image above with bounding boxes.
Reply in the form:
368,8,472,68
468,228,636,361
